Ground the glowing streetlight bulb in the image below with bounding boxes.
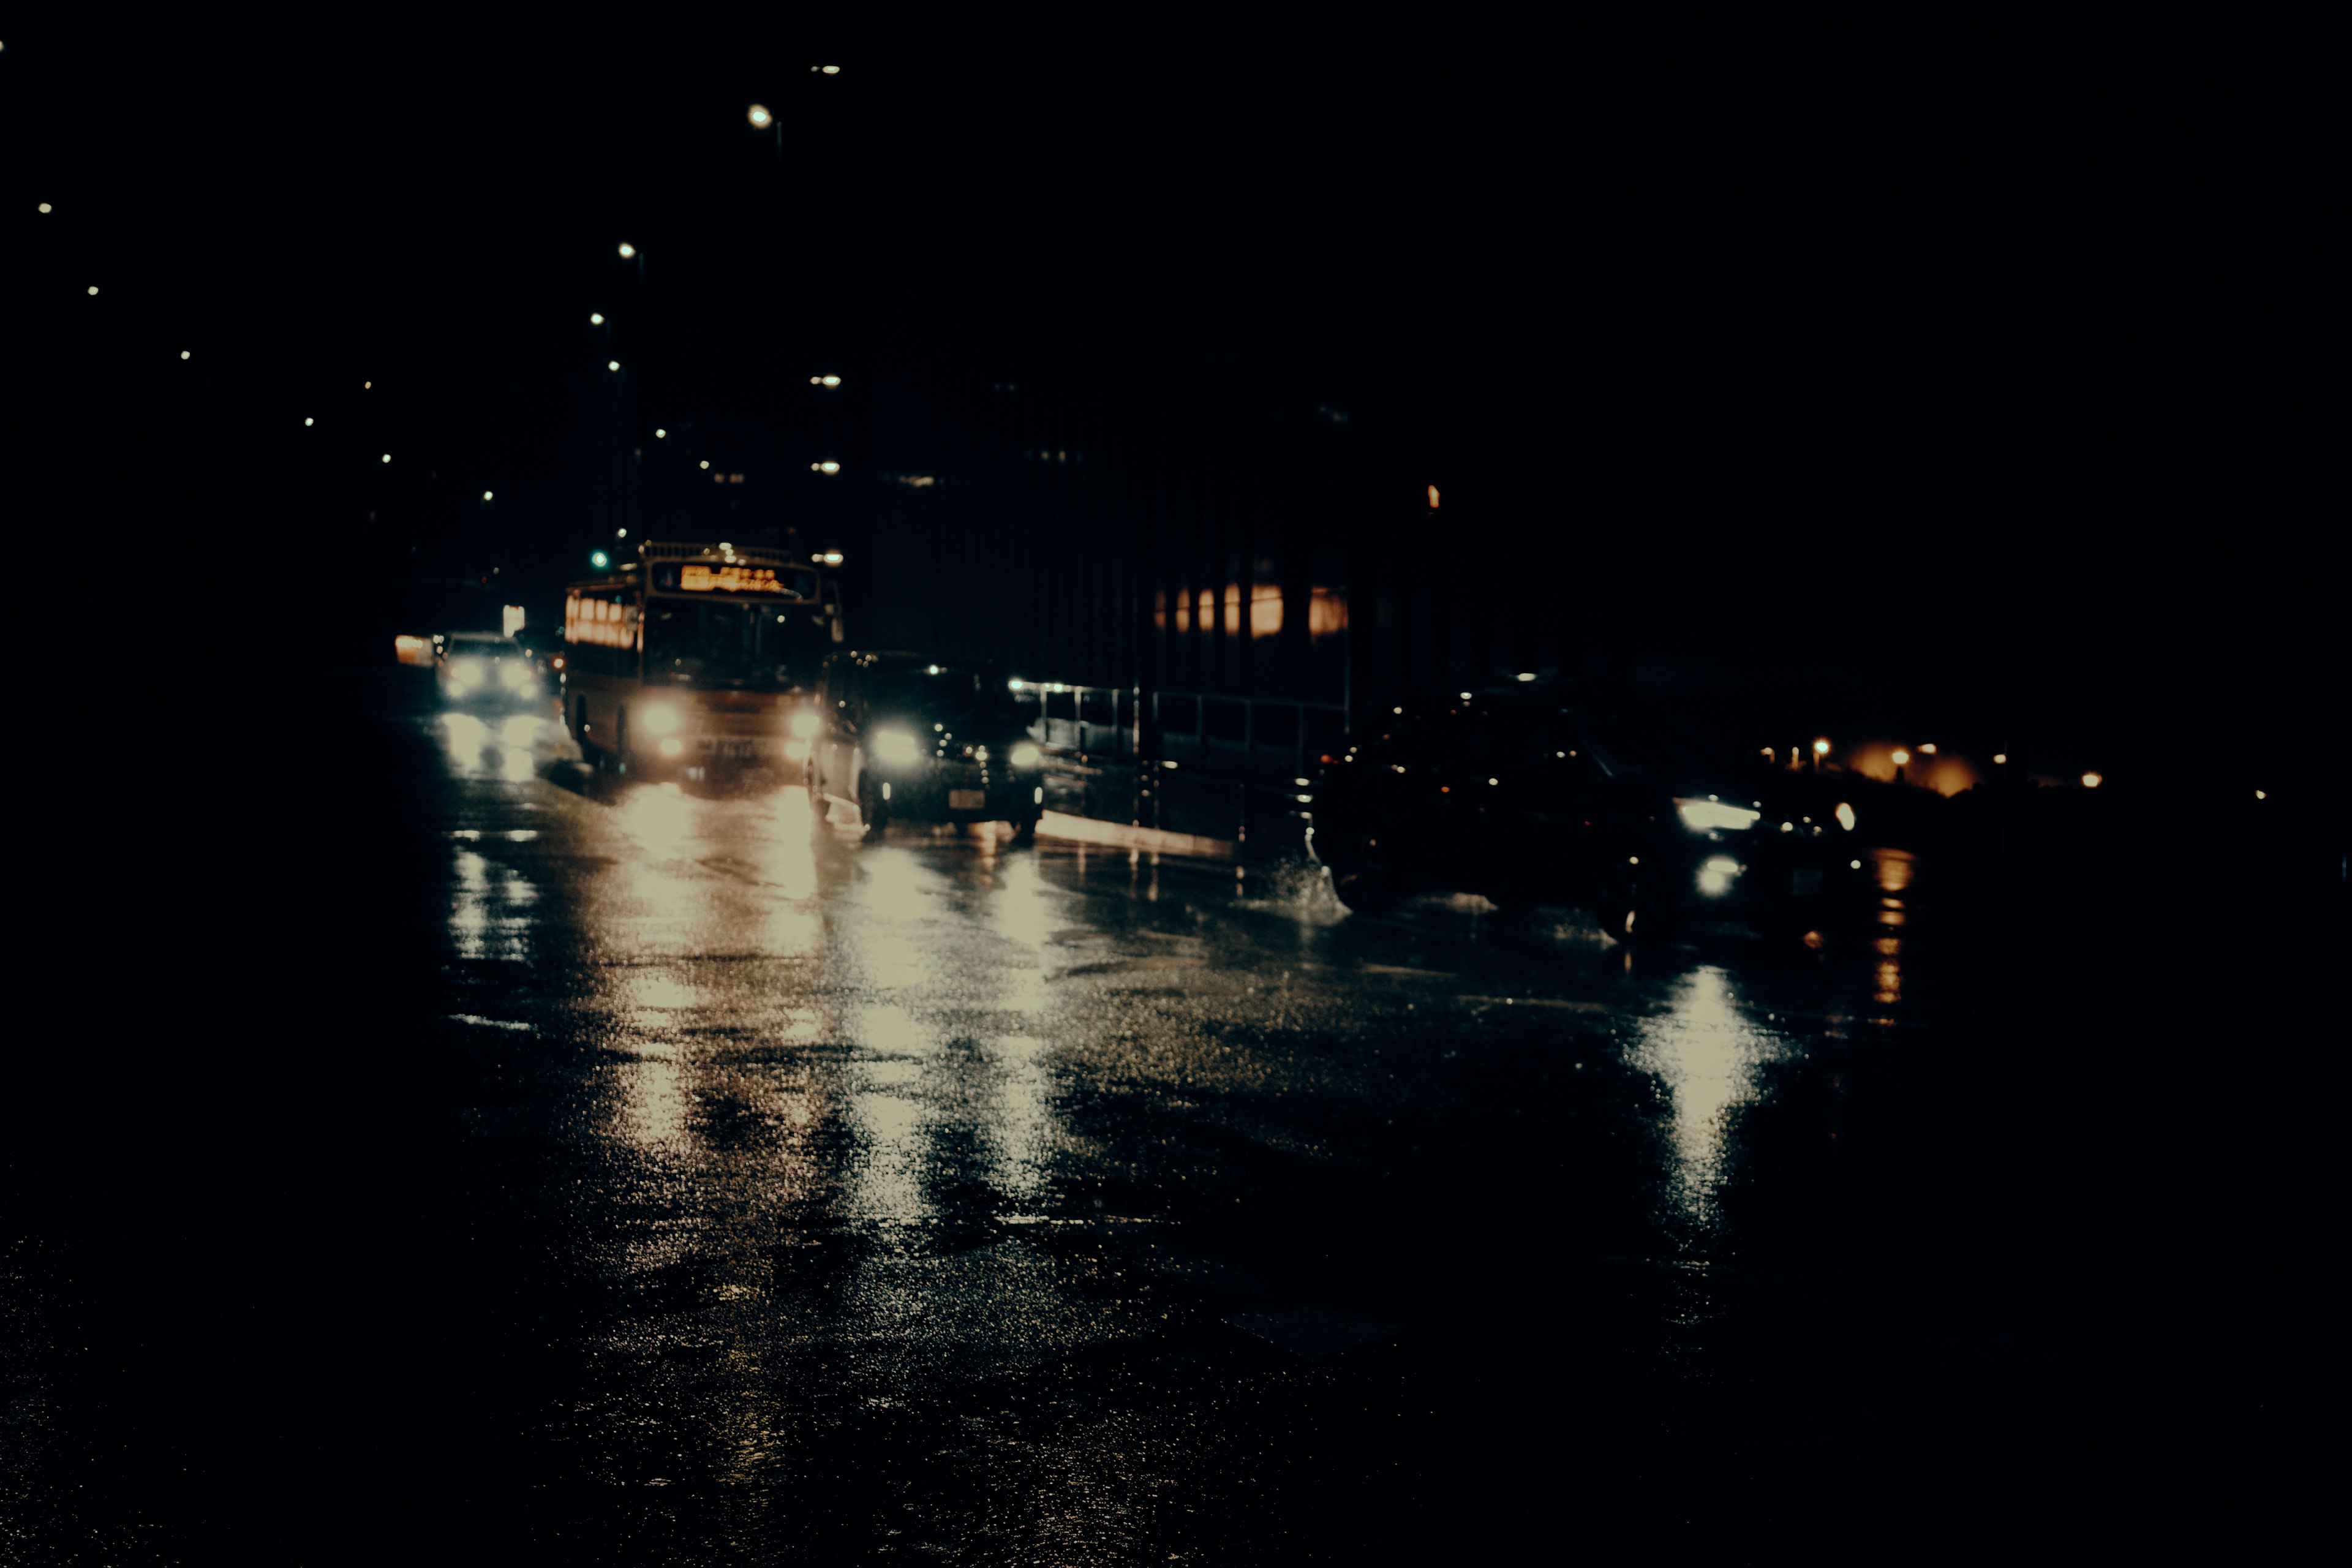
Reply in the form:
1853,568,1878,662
381,453,391,464
1891,749,1910,766
1812,739,1831,756
607,360,620,372
815,64,840,74
812,461,841,474
1918,742,1937,755
617,243,636,259
179,350,190,360
38,203,52,214
482,490,494,501
304,417,314,427
616,528,627,538
699,460,710,470
748,104,773,129
86,285,99,296
590,312,604,325
654,428,666,439
2081,772,2103,789
1992,752,2008,765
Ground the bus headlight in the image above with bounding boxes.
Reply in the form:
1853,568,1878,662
788,710,821,740
638,704,681,736
1675,797,1760,832
1009,741,1043,768
872,728,922,766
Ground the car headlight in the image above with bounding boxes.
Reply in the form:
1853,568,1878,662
1009,741,1042,768
872,728,922,766
451,659,485,688
1695,855,1743,897
638,703,681,736
499,662,530,688
788,710,821,740
1675,797,1760,832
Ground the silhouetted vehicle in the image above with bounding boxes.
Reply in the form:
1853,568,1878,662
1307,686,1868,938
435,632,544,711
809,652,1047,840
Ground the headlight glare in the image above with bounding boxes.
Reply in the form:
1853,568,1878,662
1675,797,1761,832
788,710,821,739
499,662,530,688
872,729,922,766
638,704,681,736
1009,741,1042,768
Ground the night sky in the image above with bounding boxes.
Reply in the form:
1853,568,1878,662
9,20,2330,788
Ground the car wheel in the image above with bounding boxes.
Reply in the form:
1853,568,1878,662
1324,829,1400,914
856,764,890,841
1597,848,1678,943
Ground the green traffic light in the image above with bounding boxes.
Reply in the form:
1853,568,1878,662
590,550,610,569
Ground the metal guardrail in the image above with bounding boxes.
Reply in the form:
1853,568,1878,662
1013,683,1348,852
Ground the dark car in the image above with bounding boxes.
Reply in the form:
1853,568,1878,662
808,652,1048,840
1306,685,1868,938
435,631,546,711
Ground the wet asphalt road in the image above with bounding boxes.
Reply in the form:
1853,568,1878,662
6,679,2322,1562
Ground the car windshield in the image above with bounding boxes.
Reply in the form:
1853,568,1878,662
446,641,519,659
646,600,831,688
865,665,1029,729
1571,709,1724,777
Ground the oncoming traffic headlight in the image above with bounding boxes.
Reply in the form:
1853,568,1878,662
788,710,821,740
872,729,922,766
498,662,531,689
637,704,681,736
1009,741,1042,769
1675,797,1760,832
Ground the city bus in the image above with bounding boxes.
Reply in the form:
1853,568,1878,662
562,540,843,775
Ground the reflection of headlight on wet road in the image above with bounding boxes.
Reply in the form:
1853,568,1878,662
1675,797,1760,832
788,710,821,739
638,704,680,736
1696,855,1743,897
658,737,685,757
872,729,921,766
1009,741,1042,768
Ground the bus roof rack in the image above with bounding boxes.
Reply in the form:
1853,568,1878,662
640,540,810,568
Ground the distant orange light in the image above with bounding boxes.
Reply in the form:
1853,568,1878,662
1992,753,2008,765
1918,742,1937,755
2081,772,2103,789
1891,749,1911,766
1427,484,1441,509
2254,789,2266,801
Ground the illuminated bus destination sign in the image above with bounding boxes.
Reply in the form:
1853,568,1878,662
662,563,815,597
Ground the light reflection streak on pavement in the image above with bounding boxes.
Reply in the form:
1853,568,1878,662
422,742,1931,1551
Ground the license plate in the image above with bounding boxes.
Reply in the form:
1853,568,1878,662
948,789,987,811
1790,868,1823,896
710,739,756,760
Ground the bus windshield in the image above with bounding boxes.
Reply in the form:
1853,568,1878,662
644,598,831,688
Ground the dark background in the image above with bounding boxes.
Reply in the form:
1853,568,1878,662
9,18,2334,788
2,20,2335,1559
